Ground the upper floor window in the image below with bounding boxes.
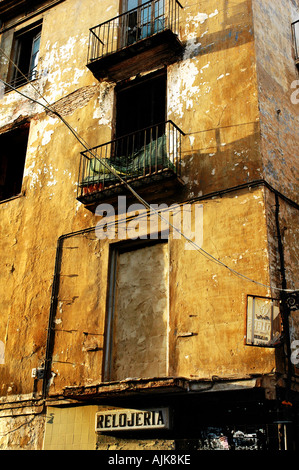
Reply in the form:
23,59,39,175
121,0,165,46
8,22,42,89
87,0,183,82
0,123,29,201
292,20,299,65
77,70,185,208
115,71,166,144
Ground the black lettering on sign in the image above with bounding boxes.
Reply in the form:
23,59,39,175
157,410,164,425
97,414,104,428
127,413,135,427
112,414,118,428
119,413,126,427
104,414,111,428
144,411,151,426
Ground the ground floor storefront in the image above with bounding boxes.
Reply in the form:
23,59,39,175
42,386,299,450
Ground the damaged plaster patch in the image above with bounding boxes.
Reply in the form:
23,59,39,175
40,35,88,102
217,73,230,80
0,94,42,129
169,8,221,120
168,61,200,118
189,136,195,146
42,129,54,146
183,37,201,60
47,85,100,117
93,83,114,126
23,117,59,188
209,9,219,18
200,63,210,73
31,116,58,147
186,9,219,27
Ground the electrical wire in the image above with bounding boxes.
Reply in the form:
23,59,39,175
0,50,297,294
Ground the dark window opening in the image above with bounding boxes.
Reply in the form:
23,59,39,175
8,22,42,89
76,70,184,202
0,124,29,201
115,72,166,155
292,20,299,64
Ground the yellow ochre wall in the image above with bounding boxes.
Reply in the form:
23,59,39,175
0,0,298,449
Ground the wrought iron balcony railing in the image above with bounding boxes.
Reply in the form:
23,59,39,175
77,121,184,204
4,69,39,93
87,0,183,64
292,20,299,63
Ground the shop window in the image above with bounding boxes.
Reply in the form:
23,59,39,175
0,123,29,201
104,241,169,381
246,295,282,346
8,22,42,89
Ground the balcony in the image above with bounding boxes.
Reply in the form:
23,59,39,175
87,0,184,82
77,121,185,210
292,20,299,65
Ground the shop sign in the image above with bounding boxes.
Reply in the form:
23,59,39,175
95,407,170,432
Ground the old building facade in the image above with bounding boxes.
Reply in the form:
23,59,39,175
0,0,298,451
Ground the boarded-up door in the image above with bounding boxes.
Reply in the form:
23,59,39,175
105,242,169,381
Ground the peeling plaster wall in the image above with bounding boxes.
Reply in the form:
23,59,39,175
251,0,299,370
0,0,298,450
168,187,278,379
0,0,115,409
168,0,261,199
48,234,107,395
252,0,299,203
48,187,279,398
0,413,45,450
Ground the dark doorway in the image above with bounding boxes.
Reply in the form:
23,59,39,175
116,72,166,139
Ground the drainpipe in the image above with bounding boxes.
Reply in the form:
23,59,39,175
274,193,295,450
42,227,95,399
274,193,293,396
42,235,63,398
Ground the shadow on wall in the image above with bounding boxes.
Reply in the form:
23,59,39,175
181,122,261,198
182,0,254,60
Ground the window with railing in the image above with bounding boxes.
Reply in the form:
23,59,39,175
121,0,166,46
77,120,184,201
292,20,299,64
78,71,184,205
6,22,42,91
87,0,182,63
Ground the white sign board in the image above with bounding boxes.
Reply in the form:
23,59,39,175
95,407,170,432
